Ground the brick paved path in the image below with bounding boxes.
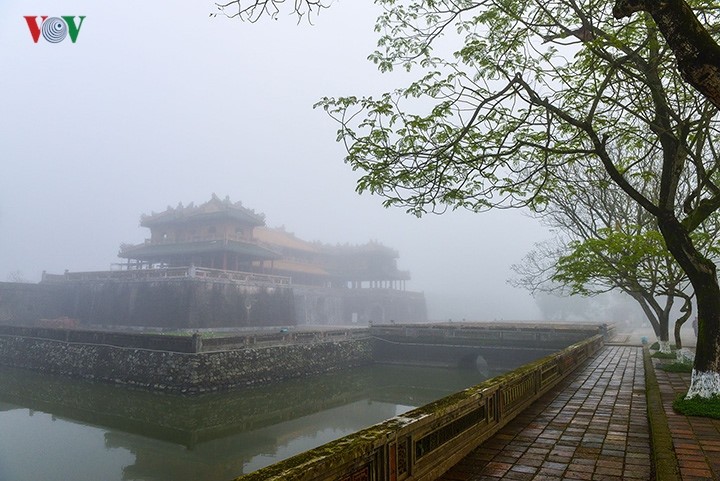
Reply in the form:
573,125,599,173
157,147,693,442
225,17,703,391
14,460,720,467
438,346,651,481
653,358,720,480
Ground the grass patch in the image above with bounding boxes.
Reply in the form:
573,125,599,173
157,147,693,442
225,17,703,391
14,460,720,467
674,393,720,419
658,362,693,373
651,351,679,359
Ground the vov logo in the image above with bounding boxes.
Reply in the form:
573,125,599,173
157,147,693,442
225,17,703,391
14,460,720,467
24,16,86,44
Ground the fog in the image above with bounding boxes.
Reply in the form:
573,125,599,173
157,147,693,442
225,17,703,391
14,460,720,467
0,1,558,321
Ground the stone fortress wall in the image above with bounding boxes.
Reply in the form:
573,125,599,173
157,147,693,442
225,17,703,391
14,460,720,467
0,325,372,394
0,323,608,395
0,276,426,329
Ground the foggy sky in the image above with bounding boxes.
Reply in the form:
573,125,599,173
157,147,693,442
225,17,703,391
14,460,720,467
0,1,553,320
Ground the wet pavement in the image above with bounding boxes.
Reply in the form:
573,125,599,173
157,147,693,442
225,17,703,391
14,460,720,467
437,345,652,480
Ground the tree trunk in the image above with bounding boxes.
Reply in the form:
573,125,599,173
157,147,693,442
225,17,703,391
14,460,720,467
674,316,686,349
687,280,720,397
612,0,720,397
673,298,692,350
631,292,665,343
658,317,671,353
613,0,720,110
658,216,720,397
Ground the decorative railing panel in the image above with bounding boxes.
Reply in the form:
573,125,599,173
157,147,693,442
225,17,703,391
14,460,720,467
502,372,537,416
540,364,559,385
414,405,486,459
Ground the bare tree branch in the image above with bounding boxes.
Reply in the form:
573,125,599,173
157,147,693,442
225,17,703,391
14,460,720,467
212,0,331,22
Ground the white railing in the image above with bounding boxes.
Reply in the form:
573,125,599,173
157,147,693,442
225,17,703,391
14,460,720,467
189,266,291,285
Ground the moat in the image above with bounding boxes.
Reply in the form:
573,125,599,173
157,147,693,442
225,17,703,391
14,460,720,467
0,362,515,481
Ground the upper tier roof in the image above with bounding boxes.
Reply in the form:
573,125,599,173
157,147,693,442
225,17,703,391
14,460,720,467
140,194,265,227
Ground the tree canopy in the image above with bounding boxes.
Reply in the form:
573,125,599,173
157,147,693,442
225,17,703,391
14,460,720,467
225,0,720,397
318,0,720,397
318,1,720,224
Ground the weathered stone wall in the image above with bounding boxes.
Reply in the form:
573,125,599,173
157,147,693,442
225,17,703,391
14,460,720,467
0,281,426,328
0,282,70,324
293,286,427,325
369,323,604,367
0,334,372,394
0,323,605,395
0,280,295,328
0,325,199,351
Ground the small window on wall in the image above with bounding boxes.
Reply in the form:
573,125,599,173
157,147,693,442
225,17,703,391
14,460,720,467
162,232,168,240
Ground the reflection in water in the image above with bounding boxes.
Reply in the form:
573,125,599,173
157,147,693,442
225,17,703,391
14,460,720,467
0,408,134,481
0,362,515,481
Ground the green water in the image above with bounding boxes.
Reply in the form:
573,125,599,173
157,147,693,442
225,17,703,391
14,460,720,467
0,363,506,481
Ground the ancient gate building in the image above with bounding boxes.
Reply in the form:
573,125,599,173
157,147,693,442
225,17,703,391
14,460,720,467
0,195,426,328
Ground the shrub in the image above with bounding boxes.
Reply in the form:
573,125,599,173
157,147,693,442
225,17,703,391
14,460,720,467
658,362,693,373
673,394,720,419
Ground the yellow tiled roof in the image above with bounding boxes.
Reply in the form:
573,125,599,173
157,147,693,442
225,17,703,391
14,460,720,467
254,227,319,253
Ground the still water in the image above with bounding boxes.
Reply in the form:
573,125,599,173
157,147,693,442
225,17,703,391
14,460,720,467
0,363,505,481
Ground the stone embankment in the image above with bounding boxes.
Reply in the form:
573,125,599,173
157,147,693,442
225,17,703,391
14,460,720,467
0,326,371,394
0,323,608,395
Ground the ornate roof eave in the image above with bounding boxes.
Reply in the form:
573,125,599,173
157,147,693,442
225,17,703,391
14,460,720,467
140,195,266,228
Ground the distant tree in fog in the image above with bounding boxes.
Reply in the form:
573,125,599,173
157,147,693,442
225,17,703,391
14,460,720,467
509,161,719,351
533,291,641,324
